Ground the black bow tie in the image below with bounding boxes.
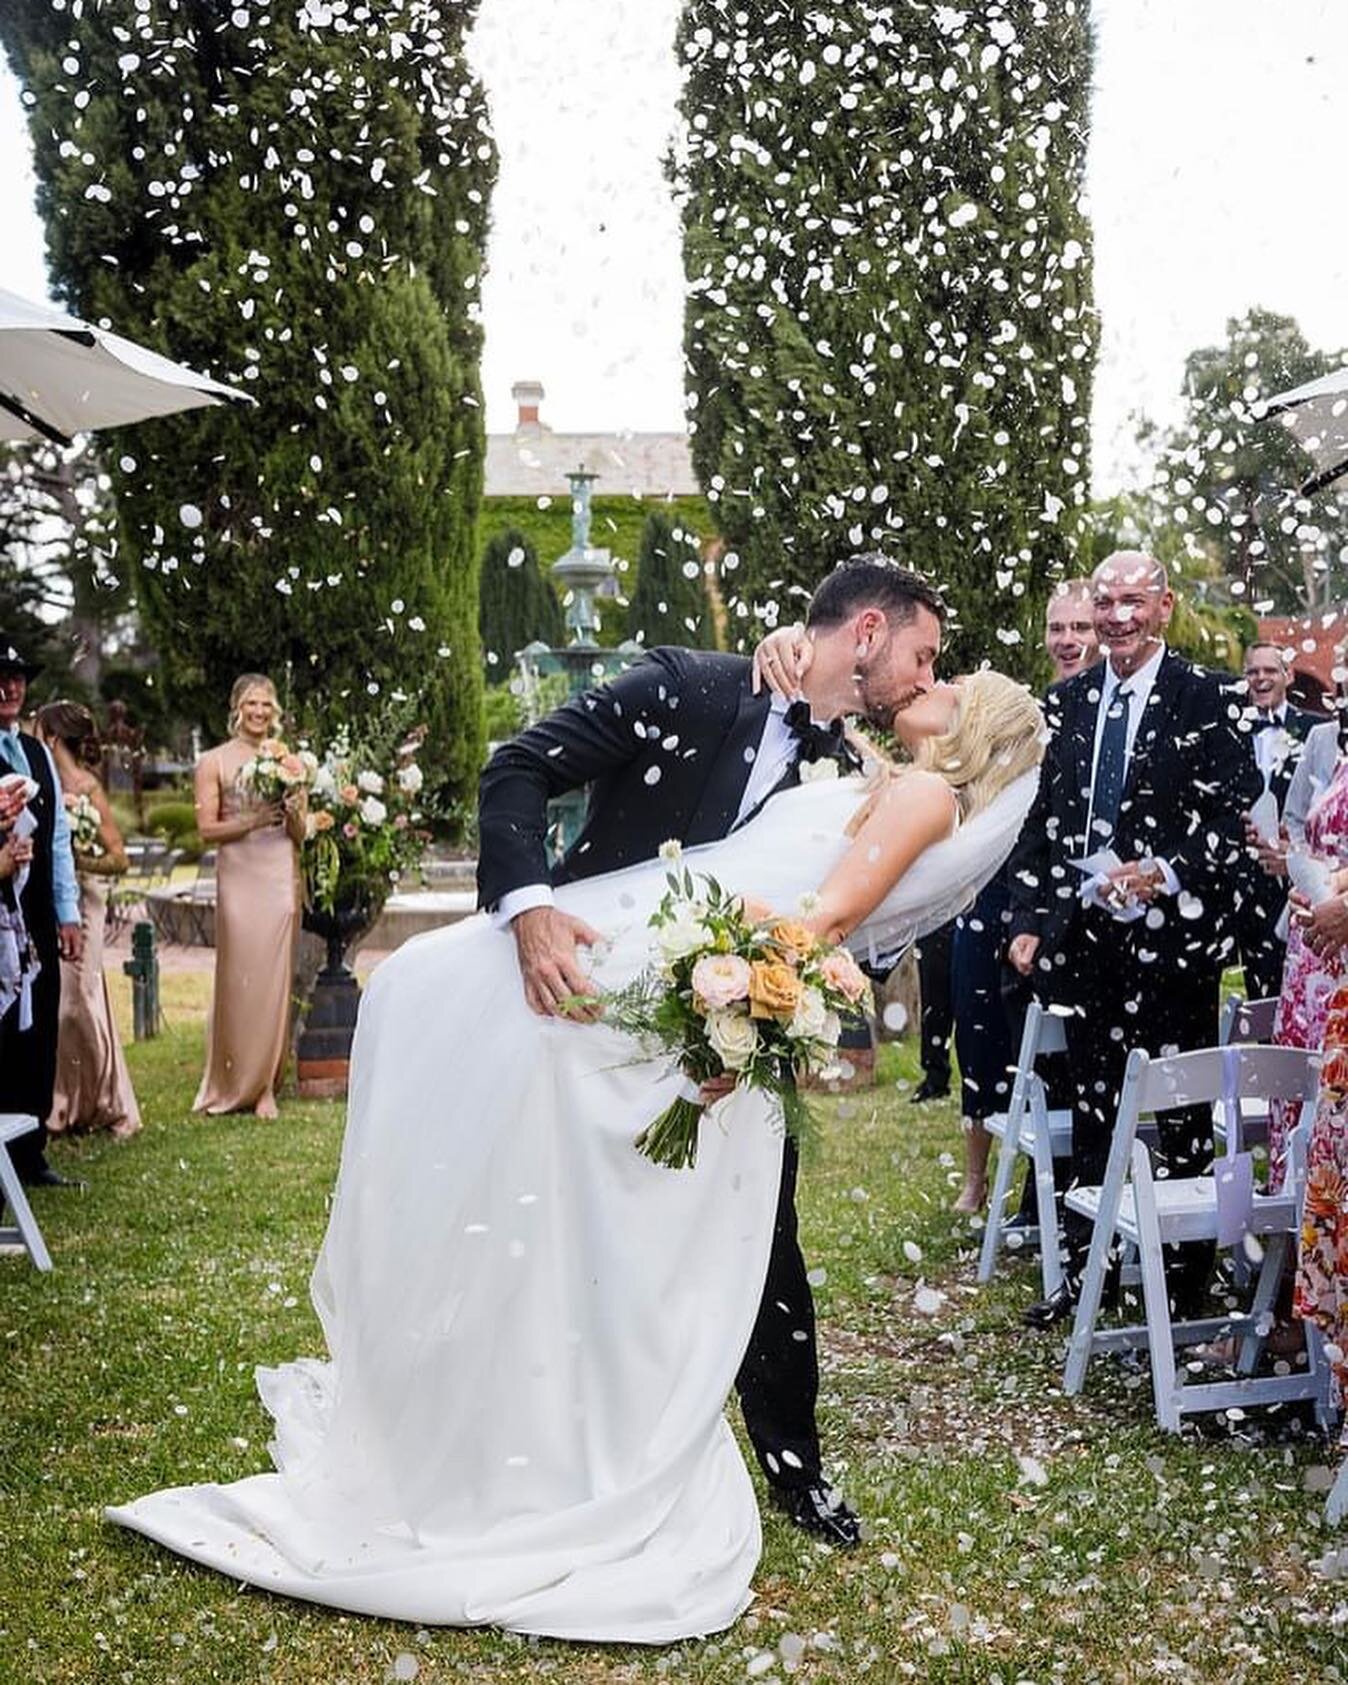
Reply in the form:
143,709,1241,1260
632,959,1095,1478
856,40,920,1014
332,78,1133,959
784,700,861,769
1251,712,1281,734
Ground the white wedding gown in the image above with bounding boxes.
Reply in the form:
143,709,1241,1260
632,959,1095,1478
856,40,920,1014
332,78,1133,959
108,770,1035,1642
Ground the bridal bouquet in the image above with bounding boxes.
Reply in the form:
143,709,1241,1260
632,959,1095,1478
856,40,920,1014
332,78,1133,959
238,737,316,806
600,851,872,1169
64,791,104,861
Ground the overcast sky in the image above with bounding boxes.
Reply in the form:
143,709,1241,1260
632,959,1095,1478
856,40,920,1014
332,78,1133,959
2,0,1344,494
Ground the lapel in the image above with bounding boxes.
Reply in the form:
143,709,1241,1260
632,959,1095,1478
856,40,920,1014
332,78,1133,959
1120,648,1182,803
1060,670,1102,841
685,681,771,846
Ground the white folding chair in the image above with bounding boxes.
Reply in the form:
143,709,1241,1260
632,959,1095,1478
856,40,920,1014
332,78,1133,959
1062,1044,1334,1434
0,1114,54,1271
1216,994,1280,1150
978,999,1073,1296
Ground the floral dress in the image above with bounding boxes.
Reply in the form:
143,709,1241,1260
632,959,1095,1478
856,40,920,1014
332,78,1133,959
1268,755,1348,1191
1295,983,1348,1421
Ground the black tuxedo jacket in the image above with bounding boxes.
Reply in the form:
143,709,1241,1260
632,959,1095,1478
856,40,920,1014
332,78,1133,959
1250,702,1321,813
477,648,774,909
1007,650,1261,979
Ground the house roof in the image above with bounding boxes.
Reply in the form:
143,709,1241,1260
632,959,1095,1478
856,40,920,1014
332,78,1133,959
484,426,700,499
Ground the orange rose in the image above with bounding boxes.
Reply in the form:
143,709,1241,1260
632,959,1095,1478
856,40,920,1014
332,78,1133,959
768,920,818,962
311,810,335,833
748,960,803,1020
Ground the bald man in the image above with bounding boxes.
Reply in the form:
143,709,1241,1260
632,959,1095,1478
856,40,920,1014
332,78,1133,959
1007,552,1260,1328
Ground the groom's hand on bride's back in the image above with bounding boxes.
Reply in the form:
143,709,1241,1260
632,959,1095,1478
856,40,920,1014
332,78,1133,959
511,907,605,1019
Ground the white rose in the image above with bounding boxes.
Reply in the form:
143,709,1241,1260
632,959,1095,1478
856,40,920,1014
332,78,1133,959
705,1008,759,1072
359,795,388,826
798,757,840,784
656,908,711,965
357,769,385,794
788,985,829,1041
397,762,424,794
312,765,338,800
658,837,683,861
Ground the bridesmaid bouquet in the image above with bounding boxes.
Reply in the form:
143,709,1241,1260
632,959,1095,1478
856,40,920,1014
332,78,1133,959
64,792,105,861
599,850,872,1169
238,738,317,806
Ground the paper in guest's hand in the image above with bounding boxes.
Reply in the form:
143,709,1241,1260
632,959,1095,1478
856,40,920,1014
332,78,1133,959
1287,849,1334,906
1071,848,1144,922
1070,848,1123,879
1247,790,1280,847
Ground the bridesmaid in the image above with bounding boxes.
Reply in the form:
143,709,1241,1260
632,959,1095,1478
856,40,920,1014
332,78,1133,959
193,674,305,1119
36,702,141,1141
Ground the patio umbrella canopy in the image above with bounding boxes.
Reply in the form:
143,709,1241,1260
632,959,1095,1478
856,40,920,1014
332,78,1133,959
0,286,251,445
1264,366,1348,495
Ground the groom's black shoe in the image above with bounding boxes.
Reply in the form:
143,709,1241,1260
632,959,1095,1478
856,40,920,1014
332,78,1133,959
21,1162,86,1190
773,1482,862,1549
1021,1282,1076,1330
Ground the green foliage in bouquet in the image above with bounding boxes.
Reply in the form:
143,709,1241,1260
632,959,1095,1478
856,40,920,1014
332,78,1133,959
599,862,872,1168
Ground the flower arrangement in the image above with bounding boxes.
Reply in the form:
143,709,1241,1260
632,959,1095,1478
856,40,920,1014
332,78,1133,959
303,719,433,918
64,791,105,862
237,737,316,806
599,847,872,1168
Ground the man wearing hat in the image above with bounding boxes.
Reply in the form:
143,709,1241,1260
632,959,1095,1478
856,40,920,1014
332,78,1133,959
0,635,83,1187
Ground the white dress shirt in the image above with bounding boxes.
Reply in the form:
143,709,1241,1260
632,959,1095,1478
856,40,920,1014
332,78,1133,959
494,694,807,925
1081,642,1179,915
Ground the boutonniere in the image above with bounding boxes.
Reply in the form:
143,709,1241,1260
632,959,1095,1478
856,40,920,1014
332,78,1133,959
799,757,841,784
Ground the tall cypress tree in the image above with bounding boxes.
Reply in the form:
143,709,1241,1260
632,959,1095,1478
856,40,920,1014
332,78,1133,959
674,0,1096,676
479,527,563,674
626,511,713,647
1,1,496,799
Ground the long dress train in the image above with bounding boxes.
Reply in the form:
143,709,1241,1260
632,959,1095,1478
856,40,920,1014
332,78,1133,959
109,771,1035,1641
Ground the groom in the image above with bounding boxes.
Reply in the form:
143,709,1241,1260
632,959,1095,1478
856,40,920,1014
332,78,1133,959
478,553,945,1546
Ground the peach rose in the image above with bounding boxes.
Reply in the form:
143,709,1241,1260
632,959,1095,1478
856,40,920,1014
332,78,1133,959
691,952,752,1010
339,783,361,805
748,960,803,1020
311,810,335,833
768,919,818,963
260,737,287,759
819,949,869,1005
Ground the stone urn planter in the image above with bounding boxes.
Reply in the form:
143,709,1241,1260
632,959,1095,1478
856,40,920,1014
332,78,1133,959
296,895,379,1098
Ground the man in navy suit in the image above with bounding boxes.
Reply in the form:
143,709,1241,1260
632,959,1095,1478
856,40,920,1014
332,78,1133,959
1007,554,1261,1327
477,555,944,1544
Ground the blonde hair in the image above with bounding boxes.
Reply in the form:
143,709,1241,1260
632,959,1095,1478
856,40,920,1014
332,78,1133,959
227,673,280,738
913,671,1045,820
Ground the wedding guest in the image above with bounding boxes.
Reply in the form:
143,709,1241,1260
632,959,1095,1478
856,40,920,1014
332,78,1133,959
35,702,140,1141
1043,578,1101,681
1008,554,1259,1328
971,578,1099,1220
193,674,304,1119
1234,641,1320,999
1266,706,1348,1193
0,634,84,1187
911,921,953,1103
951,877,1014,1212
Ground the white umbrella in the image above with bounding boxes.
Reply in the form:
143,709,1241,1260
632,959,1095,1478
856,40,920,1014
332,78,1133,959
0,285,252,446
1263,365,1348,495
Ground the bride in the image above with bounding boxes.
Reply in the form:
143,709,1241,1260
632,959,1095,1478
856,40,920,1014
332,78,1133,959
109,665,1043,1643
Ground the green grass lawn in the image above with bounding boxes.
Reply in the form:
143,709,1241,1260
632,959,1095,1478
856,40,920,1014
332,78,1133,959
3,978,1347,1683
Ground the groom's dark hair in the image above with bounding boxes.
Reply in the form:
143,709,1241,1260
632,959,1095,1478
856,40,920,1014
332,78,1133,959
805,553,946,631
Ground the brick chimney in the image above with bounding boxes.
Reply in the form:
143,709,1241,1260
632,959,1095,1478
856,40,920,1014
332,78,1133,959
512,379,545,430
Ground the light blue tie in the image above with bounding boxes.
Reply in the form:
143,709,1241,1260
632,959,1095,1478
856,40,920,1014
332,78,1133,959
0,729,25,775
